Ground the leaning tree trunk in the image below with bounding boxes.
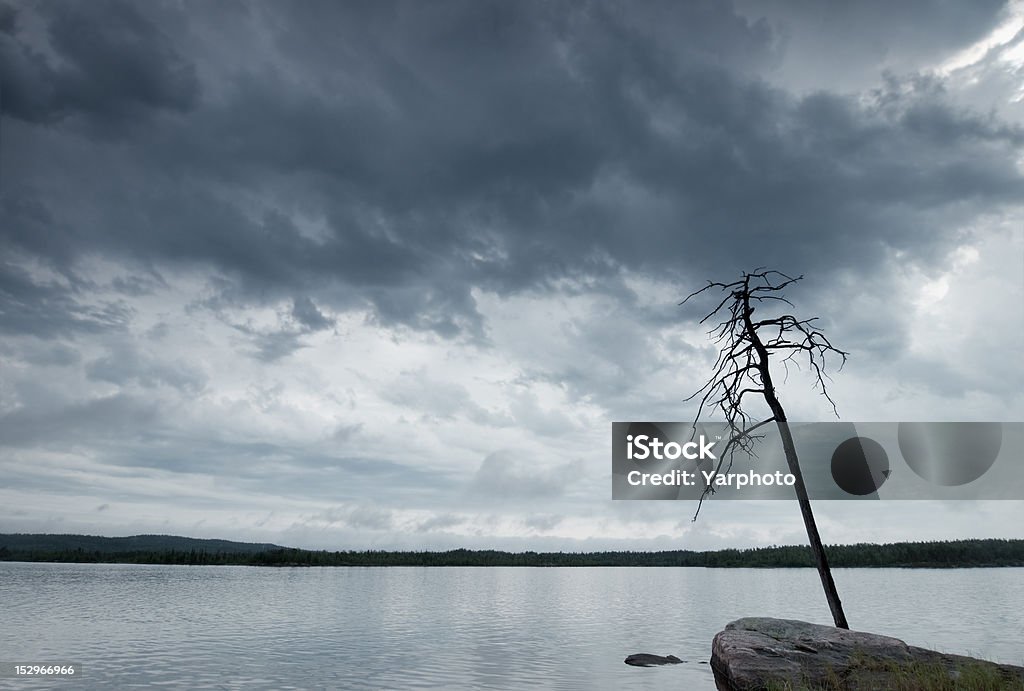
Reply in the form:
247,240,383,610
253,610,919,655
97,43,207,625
742,292,849,629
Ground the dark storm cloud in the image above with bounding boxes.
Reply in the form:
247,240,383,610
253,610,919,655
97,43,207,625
2,0,1021,347
0,0,199,126
110,273,168,297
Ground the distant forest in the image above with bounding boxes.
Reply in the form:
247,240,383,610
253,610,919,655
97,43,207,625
2,534,1023,568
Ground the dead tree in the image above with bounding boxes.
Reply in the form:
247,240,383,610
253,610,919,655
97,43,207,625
682,269,850,630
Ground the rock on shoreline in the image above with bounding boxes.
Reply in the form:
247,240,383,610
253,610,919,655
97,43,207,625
623,653,683,667
712,617,1024,690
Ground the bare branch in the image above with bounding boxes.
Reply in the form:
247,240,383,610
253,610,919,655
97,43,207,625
685,270,848,519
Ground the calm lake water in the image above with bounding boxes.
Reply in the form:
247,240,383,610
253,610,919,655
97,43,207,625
1,563,1021,689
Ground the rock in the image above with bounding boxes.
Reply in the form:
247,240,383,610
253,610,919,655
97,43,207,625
624,653,684,667
712,618,1024,690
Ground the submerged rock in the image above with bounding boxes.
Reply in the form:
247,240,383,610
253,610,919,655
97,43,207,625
712,617,1024,690
624,653,683,667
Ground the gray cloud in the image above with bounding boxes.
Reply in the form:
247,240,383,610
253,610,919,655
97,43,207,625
0,393,160,448
0,260,133,339
235,324,309,362
309,503,395,531
291,296,334,332
522,513,565,532
383,369,510,425
227,296,336,361
470,450,581,500
7,341,81,367
735,0,1010,92
415,513,467,533
111,273,167,298
86,344,207,394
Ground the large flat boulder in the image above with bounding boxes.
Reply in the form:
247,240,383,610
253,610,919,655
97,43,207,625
712,617,1024,690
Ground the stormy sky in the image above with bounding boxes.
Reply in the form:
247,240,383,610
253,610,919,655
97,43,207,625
2,0,1023,551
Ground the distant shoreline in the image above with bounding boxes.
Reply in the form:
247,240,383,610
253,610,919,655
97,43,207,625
2,534,1023,568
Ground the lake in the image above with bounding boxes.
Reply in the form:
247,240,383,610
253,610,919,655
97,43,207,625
1,563,1021,689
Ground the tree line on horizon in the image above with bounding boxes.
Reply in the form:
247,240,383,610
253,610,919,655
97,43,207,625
1,537,1022,568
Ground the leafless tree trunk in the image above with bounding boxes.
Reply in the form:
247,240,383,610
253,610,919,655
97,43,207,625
682,269,850,629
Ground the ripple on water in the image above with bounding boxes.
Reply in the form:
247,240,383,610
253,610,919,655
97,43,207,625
2,563,1022,690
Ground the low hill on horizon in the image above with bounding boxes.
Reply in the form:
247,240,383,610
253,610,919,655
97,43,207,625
0,533,286,554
